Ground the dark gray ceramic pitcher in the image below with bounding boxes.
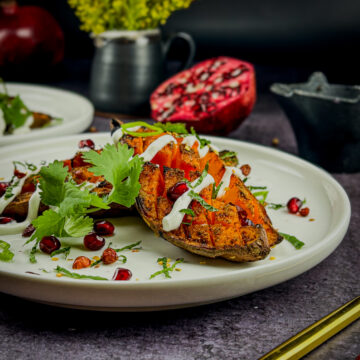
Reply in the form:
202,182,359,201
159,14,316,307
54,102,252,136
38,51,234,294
90,29,195,115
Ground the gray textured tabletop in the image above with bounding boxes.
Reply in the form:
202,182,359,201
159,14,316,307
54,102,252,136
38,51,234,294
0,94,359,360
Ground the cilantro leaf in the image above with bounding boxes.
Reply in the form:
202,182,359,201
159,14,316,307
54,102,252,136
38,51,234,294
279,232,305,249
63,215,93,237
0,95,32,130
83,143,143,208
39,161,68,207
153,122,188,134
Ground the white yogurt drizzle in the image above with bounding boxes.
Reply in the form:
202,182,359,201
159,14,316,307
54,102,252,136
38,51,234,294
112,126,141,144
162,173,215,232
140,134,177,162
0,186,41,235
12,115,34,135
216,166,243,198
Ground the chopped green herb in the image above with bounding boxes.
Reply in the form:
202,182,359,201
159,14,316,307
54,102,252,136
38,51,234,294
0,240,14,262
279,232,305,249
150,257,184,279
219,151,237,160
189,190,218,212
4,179,19,199
118,255,127,264
29,238,40,264
153,122,188,134
248,185,267,191
243,177,248,183
180,208,196,217
55,266,108,280
212,181,223,199
51,246,71,259
190,127,211,148
192,163,209,188
252,190,269,205
267,203,285,210
90,258,102,267
121,121,163,137
114,240,142,253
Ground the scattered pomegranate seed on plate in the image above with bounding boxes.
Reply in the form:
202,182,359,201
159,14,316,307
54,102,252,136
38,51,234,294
22,224,35,237
94,220,115,236
287,197,302,214
300,207,310,217
39,236,61,254
73,256,91,269
84,232,105,251
113,268,132,281
101,248,118,265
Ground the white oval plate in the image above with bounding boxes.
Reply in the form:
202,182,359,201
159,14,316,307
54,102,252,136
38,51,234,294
0,83,94,147
0,133,351,311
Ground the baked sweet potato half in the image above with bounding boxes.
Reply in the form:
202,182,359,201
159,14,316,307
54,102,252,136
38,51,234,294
118,125,282,261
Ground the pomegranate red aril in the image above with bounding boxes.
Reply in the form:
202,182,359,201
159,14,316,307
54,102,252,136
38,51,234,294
235,205,254,226
22,224,35,237
21,182,36,194
151,56,256,134
94,220,115,236
287,197,303,214
0,182,9,197
101,248,118,265
300,207,310,217
72,256,91,269
83,232,105,251
167,182,189,201
0,216,14,224
14,169,26,178
113,268,132,281
39,236,61,254
78,139,95,150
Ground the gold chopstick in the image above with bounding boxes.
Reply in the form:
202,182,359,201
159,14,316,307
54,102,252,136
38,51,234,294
259,296,360,360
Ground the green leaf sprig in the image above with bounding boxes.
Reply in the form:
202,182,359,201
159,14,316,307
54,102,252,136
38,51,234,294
279,232,305,249
190,127,211,148
150,257,184,279
51,247,71,259
188,190,218,212
0,240,14,262
55,266,108,281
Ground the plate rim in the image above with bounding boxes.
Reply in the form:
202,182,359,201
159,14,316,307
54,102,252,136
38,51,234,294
0,83,94,146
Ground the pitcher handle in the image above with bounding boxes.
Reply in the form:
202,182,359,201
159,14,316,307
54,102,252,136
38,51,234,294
163,32,196,71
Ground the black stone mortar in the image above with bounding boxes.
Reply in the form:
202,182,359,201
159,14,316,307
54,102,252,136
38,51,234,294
271,72,360,172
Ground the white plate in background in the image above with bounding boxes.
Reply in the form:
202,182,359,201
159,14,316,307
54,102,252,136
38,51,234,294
0,83,94,147
0,133,351,311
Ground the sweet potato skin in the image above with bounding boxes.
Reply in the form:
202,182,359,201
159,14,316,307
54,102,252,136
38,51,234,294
136,162,270,262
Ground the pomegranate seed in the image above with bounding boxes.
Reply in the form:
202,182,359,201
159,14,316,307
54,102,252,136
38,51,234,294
22,224,35,237
73,256,91,269
0,182,9,197
14,169,26,178
101,248,118,265
112,268,132,281
21,182,36,194
0,216,14,224
300,207,310,217
167,182,188,201
78,139,95,149
83,232,105,251
287,197,302,214
94,220,115,236
235,205,254,226
39,236,61,254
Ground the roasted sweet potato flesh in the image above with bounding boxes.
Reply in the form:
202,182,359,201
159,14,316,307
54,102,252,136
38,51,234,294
121,129,282,249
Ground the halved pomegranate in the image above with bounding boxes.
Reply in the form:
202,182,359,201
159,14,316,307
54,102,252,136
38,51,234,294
150,57,256,134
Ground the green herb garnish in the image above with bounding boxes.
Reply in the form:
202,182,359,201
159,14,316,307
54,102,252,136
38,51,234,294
4,179,19,199
219,151,237,160
150,257,184,279
267,203,285,210
55,266,108,280
212,181,223,199
279,232,305,249
90,258,102,267
0,240,14,262
114,240,142,252
180,208,196,217
51,246,71,259
190,127,211,148
243,177,248,183
192,163,209,188
153,122,188,134
121,121,163,137
188,190,218,212
248,185,267,191
118,255,127,263
252,190,269,205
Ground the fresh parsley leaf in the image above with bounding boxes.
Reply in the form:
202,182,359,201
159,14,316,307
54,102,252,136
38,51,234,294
55,266,108,281
150,257,184,279
63,215,93,237
83,143,143,208
51,246,71,259
189,190,218,212
0,240,14,262
279,232,305,249
153,122,188,134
